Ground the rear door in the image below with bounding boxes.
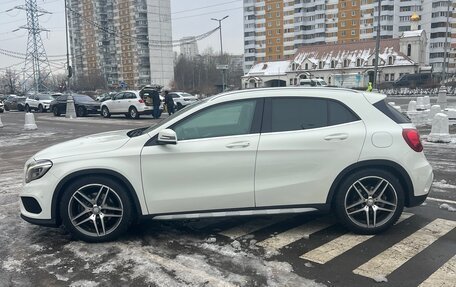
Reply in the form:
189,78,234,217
111,93,124,113
254,97,366,207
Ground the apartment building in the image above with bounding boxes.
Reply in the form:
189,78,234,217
179,37,199,59
68,0,174,89
243,0,455,75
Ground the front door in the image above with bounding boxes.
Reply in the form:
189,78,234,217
255,97,366,207
141,99,262,214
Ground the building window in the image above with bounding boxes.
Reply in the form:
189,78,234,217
343,59,349,67
352,0,357,6
351,30,356,35
352,11,356,16
356,58,362,67
385,74,389,82
341,21,346,27
388,56,393,65
390,73,394,81
305,63,309,70
407,44,412,57
331,60,336,68
372,59,376,66
319,61,324,69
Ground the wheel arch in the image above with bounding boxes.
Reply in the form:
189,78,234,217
327,160,414,207
51,169,143,225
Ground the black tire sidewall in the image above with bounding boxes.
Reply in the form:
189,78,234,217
129,107,138,119
334,168,405,235
53,107,60,116
38,105,43,113
77,106,86,117
102,106,110,118
59,176,134,243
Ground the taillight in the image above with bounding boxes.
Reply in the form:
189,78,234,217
138,99,144,103
402,128,423,152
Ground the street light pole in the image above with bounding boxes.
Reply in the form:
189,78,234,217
64,0,72,91
211,15,229,92
442,0,451,84
373,0,381,90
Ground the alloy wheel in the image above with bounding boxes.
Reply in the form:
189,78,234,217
344,176,398,228
68,184,124,237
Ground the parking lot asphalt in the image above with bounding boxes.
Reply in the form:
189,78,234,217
0,106,455,287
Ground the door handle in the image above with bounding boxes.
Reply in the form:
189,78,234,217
226,141,250,149
324,133,349,141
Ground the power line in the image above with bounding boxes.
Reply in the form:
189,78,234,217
172,7,242,21
172,0,242,14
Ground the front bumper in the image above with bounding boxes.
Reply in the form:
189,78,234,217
20,214,58,227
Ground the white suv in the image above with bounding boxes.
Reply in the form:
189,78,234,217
25,93,55,113
100,90,162,119
169,92,198,110
20,87,433,242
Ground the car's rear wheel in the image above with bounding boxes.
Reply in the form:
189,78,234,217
177,102,183,110
25,104,31,112
334,169,404,234
101,106,111,118
17,104,24,112
53,106,61,116
38,104,44,113
60,176,133,242
76,106,86,117
129,106,139,119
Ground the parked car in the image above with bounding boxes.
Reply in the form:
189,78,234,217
50,94,101,117
20,87,433,242
0,99,4,113
169,92,198,110
25,93,55,113
300,78,328,87
101,90,162,119
4,95,26,111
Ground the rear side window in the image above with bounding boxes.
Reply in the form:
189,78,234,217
373,100,410,123
264,97,360,133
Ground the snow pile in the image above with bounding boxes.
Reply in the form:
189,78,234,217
439,203,456,212
427,113,451,143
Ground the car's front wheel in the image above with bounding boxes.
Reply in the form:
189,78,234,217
334,169,404,235
53,106,61,116
25,104,31,112
129,106,139,119
101,106,111,118
76,106,87,117
60,176,134,242
38,104,44,113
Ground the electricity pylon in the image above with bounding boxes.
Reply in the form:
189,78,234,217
12,0,53,93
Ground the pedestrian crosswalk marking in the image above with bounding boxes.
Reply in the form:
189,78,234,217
219,217,286,239
418,255,456,287
353,218,456,280
256,217,335,251
300,212,414,264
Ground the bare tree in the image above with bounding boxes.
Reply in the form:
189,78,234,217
0,69,20,94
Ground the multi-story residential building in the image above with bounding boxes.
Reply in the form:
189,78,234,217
179,37,199,59
243,0,455,75
68,0,174,89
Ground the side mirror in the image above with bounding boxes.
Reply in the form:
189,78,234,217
158,129,177,145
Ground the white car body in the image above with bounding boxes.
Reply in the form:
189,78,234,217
0,100,4,112
25,94,54,112
100,90,163,118
169,92,197,109
20,87,433,241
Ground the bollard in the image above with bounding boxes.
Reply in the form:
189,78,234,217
436,86,447,110
407,100,417,112
24,112,37,130
0,115,3,128
427,113,451,143
429,105,441,121
423,96,430,109
416,97,425,110
66,94,77,118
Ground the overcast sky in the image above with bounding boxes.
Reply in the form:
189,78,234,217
0,0,243,72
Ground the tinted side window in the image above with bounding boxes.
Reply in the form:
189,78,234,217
373,100,410,124
114,93,124,100
173,100,257,141
125,93,136,99
328,100,360,125
269,98,327,132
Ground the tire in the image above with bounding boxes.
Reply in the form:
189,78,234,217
125,113,131,118
177,103,183,110
76,106,86,117
25,104,31,113
4,105,9,111
129,106,139,119
0,109,3,113
59,176,134,242
101,106,111,118
334,168,404,235
38,104,44,113
53,106,61,116
17,104,24,112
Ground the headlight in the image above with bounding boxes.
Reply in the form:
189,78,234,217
25,160,53,183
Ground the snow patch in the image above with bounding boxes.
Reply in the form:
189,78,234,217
2,258,23,272
55,273,69,282
372,275,388,283
439,203,456,212
433,180,456,190
304,262,314,268
70,280,99,287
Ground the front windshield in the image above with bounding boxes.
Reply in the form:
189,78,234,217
38,95,54,100
319,80,328,86
141,98,209,135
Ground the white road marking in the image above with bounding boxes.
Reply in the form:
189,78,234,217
353,218,456,280
300,212,414,264
427,197,456,205
418,255,456,287
256,217,335,251
219,217,286,239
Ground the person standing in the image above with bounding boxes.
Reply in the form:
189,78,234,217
151,89,161,119
164,91,175,115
